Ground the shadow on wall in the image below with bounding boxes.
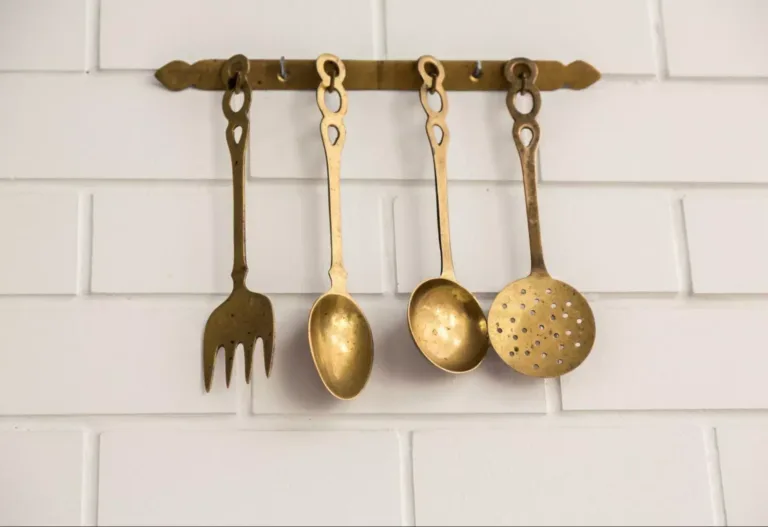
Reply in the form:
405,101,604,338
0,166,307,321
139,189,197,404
247,295,537,411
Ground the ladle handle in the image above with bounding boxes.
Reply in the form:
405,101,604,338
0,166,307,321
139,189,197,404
417,56,455,281
505,58,547,274
222,55,252,289
316,54,349,294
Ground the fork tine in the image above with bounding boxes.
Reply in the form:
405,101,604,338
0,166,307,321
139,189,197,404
243,340,254,384
203,332,219,393
262,330,274,378
224,343,237,388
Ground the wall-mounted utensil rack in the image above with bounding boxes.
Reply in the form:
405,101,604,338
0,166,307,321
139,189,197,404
155,58,601,92
154,53,603,395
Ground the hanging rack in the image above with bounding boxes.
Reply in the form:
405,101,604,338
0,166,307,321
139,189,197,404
155,58,601,92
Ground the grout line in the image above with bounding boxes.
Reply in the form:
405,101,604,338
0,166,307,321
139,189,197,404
544,378,563,414
398,431,416,526
381,195,398,294
371,0,388,59
6,178,768,191
76,193,94,296
84,0,101,72
7,409,768,432
6,291,768,305
704,427,727,526
647,0,670,79
80,430,100,526
671,193,694,299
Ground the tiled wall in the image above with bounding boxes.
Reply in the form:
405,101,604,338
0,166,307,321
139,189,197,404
1,0,768,525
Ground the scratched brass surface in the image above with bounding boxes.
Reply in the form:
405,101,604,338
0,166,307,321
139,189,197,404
155,58,600,92
202,54,275,392
488,59,595,378
307,54,373,400
406,56,489,374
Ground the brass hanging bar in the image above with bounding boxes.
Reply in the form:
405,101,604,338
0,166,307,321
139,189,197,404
155,58,601,92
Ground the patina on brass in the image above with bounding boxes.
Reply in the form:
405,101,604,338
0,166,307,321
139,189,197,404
155,58,600,92
406,56,489,374
202,54,275,392
488,58,596,378
307,54,373,400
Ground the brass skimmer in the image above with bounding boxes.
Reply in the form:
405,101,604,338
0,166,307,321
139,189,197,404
488,58,595,377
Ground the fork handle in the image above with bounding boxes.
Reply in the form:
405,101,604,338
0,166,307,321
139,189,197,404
222,55,252,289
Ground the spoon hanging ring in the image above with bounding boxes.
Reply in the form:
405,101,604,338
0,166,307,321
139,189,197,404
406,56,489,374
487,58,595,377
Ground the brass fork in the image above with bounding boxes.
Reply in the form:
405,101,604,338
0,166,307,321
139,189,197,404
203,54,275,392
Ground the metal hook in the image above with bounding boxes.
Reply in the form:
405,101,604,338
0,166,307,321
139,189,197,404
472,60,483,79
278,56,288,81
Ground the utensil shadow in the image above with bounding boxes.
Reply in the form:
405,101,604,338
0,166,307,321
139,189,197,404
371,306,451,385
278,311,340,411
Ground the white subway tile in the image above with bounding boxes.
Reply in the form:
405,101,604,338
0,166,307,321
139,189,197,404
0,299,233,415
0,0,86,71
0,192,78,294
99,430,400,526
0,75,228,180
394,186,678,294
413,427,711,526
0,75,83,180
251,296,546,414
684,193,768,294
0,431,83,525
92,184,383,294
385,0,655,75
541,80,768,183
100,0,374,69
664,0,768,77
250,91,520,181
717,426,768,526
561,303,768,410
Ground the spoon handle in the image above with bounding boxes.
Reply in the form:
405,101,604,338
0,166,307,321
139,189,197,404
505,59,548,275
222,54,252,289
417,56,456,281
316,54,349,294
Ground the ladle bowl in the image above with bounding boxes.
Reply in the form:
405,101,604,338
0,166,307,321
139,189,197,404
408,277,488,373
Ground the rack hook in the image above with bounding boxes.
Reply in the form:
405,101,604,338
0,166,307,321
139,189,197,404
471,60,483,80
278,56,288,82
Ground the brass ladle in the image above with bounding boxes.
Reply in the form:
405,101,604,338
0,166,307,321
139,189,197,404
307,54,374,399
488,58,596,377
406,56,489,373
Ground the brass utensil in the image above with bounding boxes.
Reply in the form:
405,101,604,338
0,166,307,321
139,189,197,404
488,58,596,378
406,56,489,373
307,54,374,400
203,54,275,392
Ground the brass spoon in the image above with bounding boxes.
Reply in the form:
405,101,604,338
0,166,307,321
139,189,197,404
488,58,596,377
406,56,489,373
307,54,374,400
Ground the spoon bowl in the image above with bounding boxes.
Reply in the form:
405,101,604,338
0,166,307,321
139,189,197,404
408,277,488,373
309,293,373,399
